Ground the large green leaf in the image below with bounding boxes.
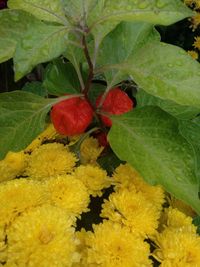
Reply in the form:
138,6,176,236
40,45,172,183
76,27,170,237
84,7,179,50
108,107,200,214
88,0,193,45
179,118,200,184
43,59,80,95
13,21,71,80
8,0,67,24
127,41,200,108
0,91,55,159
136,89,200,119
0,10,38,63
97,21,160,85
103,41,200,108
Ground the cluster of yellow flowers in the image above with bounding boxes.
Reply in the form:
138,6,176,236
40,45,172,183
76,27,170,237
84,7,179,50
185,0,200,59
0,125,199,266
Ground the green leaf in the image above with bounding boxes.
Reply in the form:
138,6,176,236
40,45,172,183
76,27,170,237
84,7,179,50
43,59,80,95
108,106,200,214
109,41,200,108
62,0,98,23
0,91,55,159
0,10,38,63
136,89,200,119
130,41,200,108
22,81,48,97
63,33,87,89
8,0,67,24
97,21,160,85
88,0,193,45
179,118,200,184
13,21,71,80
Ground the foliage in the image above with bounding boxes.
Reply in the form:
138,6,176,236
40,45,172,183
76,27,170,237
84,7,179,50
0,0,200,217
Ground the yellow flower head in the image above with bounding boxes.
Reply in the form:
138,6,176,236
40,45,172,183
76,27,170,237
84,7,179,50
74,229,90,267
46,175,90,217
86,221,152,267
0,178,49,227
185,0,200,9
0,151,26,182
187,50,199,60
74,165,112,197
153,228,200,266
112,163,137,187
6,205,80,267
193,36,200,50
25,143,78,180
113,164,165,208
169,196,196,218
0,227,7,264
101,188,160,237
80,137,104,165
190,13,200,30
160,207,197,234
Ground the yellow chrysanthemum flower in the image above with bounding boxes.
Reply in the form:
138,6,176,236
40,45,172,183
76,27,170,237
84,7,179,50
46,175,90,217
165,208,197,233
0,178,49,227
0,227,7,264
158,207,196,234
0,151,26,182
113,164,165,208
101,188,160,237
187,50,199,59
6,205,80,267
193,36,200,50
74,165,112,197
190,13,200,30
112,163,136,187
73,229,90,267
25,143,78,180
153,228,200,266
169,196,196,218
25,123,58,153
80,137,104,165
86,221,152,267
185,0,200,9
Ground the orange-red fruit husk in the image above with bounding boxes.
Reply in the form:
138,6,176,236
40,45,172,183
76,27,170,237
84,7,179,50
51,96,93,136
96,87,134,127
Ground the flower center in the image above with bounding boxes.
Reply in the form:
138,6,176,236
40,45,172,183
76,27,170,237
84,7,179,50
38,228,54,244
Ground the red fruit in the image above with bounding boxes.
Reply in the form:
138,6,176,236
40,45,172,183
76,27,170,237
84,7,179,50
96,87,133,127
51,96,93,136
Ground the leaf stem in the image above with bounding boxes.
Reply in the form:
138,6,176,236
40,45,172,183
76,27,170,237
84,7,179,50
82,34,94,95
71,55,85,91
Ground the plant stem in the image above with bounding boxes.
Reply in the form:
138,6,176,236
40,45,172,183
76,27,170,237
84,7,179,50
82,34,94,96
72,55,85,91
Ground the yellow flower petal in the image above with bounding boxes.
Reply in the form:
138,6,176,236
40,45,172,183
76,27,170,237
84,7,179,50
6,205,80,267
46,175,90,217
26,143,78,180
0,151,26,182
74,165,112,197
86,221,152,267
